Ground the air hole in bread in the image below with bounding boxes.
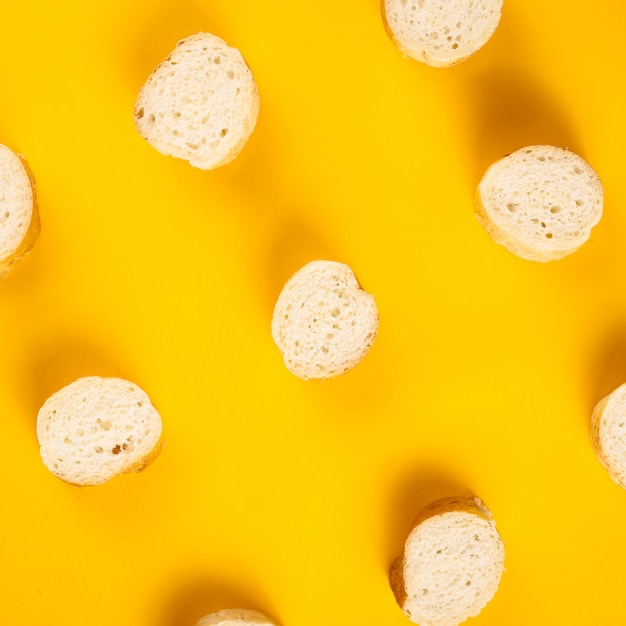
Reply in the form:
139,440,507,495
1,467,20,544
452,43,459,49
331,307,340,317
95,446,103,454
220,128,228,137
64,437,71,444
213,57,221,64
112,445,121,455
227,70,235,79
506,203,518,213
136,107,144,119
550,205,562,213
148,114,155,123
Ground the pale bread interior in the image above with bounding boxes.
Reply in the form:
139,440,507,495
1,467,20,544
271,260,379,380
0,144,39,277
134,32,259,170
36,376,164,486
196,609,278,626
382,0,503,67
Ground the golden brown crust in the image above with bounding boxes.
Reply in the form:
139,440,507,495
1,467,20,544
389,495,492,614
0,153,40,278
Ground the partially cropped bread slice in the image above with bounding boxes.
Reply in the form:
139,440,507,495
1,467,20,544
382,0,503,67
390,496,505,626
271,260,379,381
36,377,164,486
591,384,626,489
134,32,259,170
475,145,603,262
0,144,40,277
196,609,278,626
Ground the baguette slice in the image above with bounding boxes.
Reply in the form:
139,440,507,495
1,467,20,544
134,32,259,170
382,0,503,67
475,145,603,262
390,496,505,626
0,144,40,277
36,376,164,486
591,384,626,489
196,609,278,626
271,260,379,380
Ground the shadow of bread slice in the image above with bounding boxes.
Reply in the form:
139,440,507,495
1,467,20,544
382,0,503,67
36,376,164,486
134,32,259,170
0,144,40,277
591,384,626,489
390,496,505,626
271,260,379,380
475,145,603,261
196,609,279,626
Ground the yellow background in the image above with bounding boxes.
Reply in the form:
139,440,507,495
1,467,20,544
1,0,626,624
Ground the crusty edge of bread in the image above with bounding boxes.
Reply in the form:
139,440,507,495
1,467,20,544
389,495,495,613
0,153,40,278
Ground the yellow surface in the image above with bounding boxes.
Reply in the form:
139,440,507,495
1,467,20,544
1,1,626,625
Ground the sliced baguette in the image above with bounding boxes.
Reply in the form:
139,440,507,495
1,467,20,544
475,145,603,262
134,32,260,170
196,609,278,626
591,384,626,489
382,0,503,67
0,144,40,277
36,376,164,486
271,260,379,380
390,496,505,626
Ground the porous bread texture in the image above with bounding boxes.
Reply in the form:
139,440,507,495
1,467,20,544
36,376,164,486
195,608,278,626
382,0,503,67
134,32,260,170
271,260,379,381
390,496,505,626
0,144,40,277
475,145,603,262
591,384,626,489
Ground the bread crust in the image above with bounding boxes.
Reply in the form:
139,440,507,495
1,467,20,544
0,152,40,278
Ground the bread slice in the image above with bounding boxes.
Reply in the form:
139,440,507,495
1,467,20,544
475,145,603,262
0,144,40,277
590,384,626,489
134,32,260,170
36,377,164,486
389,496,505,626
382,0,503,67
271,260,379,380
195,609,278,626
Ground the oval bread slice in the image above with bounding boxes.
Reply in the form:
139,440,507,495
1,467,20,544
382,0,503,67
134,32,259,170
389,496,505,626
271,260,379,380
196,609,278,626
591,384,626,489
475,145,603,262
36,376,164,486
0,144,40,277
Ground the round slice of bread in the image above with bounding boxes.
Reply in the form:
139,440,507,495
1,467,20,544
590,384,626,489
196,609,278,626
36,376,164,486
389,496,505,626
382,0,503,67
0,144,40,277
271,260,379,381
475,145,603,262
134,32,260,170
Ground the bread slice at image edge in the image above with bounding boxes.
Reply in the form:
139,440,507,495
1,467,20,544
591,384,626,489
36,376,164,486
0,145,40,278
195,608,279,626
390,495,505,626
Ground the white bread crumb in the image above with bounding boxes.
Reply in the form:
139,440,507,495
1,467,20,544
390,496,505,626
196,609,278,626
591,384,626,489
134,32,259,170
271,260,379,380
36,376,164,486
475,145,603,262
0,144,40,277
382,0,503,67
